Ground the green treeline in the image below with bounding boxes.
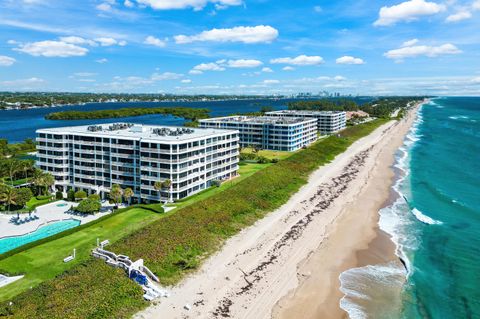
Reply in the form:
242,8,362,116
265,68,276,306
45,107,210,121
288,97,426,118
0,119,388,319
0,92,269,109
0,139,36,158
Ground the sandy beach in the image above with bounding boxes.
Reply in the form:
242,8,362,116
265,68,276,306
134,106,421,319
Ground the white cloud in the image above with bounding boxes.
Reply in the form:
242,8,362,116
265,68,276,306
226,59,263,68
446,10,472,22
334,75,346,81
151,72,183,80
385,42,462,60
95,37,120,46
336,56,365,65
263,79,280,84
181,79,192,83
192,62,226,71
1,77,45,87
124,0,134,7
174,25,278,44
73,72,97,77
96,3,113,12
402,38,419,47
189,69,203,75
96,58,108,63
134,0,242,10
0,55,16,66
282,66,295,71
374,0,446,26
314,5,322,13
60,36,97,46
144,35,167,47
261,67,273,73
14,40,89,57
270,55,324,66
474,0,480,10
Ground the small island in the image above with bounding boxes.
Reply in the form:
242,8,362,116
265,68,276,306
45,107,210,123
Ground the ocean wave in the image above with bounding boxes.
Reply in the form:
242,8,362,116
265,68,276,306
449,115,469,120
411,208,443,225
339,263,406,319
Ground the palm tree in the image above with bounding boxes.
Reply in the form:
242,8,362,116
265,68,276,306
32,169,44,195
4,159,20,185
109,184,123,209
163,179,172,203
124,187,134,206
154,181,163,203
0,186,18,213
20,160,34,180
42,172,55,196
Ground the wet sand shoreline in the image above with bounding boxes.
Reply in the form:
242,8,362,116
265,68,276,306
273,105,420,319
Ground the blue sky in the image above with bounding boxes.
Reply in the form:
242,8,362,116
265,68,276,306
0,0,479,95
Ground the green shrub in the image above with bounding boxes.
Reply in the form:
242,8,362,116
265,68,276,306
0,261,146,319
55,191,63,200
36,194,52,201
271,158,279,163
256,156,270,164
67,189,75,202
88,194,101,201
211,180,222,187
75,199,101,214
74,190,87,200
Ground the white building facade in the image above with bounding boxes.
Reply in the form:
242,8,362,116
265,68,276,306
265,110,346,135
199,116,317,151
36,123,239,202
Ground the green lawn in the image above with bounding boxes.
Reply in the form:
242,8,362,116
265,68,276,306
0,207,164,302
2,177,31,187
240,147,294,161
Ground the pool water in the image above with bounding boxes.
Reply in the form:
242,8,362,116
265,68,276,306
0,219,81,254
56,203,68,207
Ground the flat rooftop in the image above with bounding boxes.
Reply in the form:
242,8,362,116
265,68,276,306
200,116,315,125
37,123,237,142
266,110,346,116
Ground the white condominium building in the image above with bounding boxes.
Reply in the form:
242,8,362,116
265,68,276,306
198,116,317,152
36,123,239,203
265,110,346,135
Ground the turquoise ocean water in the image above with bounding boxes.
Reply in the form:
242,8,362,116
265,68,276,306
340,97,480,318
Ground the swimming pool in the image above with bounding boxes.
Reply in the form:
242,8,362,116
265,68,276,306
0,219,81,254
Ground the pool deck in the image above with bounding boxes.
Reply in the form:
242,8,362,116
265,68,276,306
0,200,118,238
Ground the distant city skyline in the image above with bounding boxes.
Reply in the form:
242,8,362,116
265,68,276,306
0,0,479,95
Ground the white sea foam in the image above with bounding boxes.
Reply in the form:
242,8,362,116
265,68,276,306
411,208,443,225
449,115,469,120
339,263,406,319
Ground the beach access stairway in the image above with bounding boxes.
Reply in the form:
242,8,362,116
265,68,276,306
92,247,168,301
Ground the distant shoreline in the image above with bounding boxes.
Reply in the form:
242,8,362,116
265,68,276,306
0,97,290,111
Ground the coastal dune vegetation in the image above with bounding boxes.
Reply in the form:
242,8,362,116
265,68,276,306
0,118,389,319
45,107,210,122
288,97,424,118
